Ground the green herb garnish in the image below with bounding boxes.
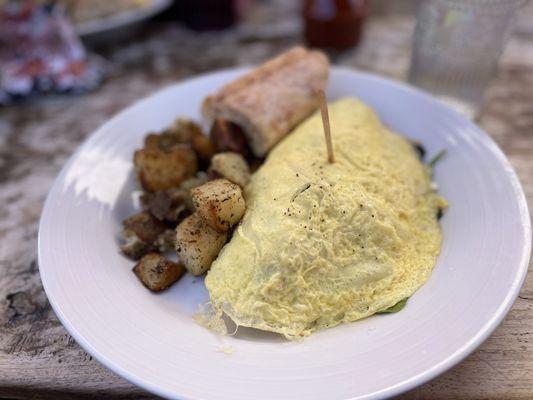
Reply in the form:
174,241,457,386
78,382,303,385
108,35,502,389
428,149,447,168
376,298,408,314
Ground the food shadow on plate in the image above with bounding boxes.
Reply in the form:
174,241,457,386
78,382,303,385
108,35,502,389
158,275,287,343
223,315,286,343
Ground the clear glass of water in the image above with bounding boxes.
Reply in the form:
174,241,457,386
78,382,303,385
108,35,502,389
408,0,526,119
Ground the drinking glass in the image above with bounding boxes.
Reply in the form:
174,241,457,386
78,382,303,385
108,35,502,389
408,0,526,118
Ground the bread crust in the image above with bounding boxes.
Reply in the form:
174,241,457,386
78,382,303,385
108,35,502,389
202,47,329,157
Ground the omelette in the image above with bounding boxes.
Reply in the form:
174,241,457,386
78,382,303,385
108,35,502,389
204,98,445,339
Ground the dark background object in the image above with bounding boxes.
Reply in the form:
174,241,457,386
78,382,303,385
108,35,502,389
178,0,237,31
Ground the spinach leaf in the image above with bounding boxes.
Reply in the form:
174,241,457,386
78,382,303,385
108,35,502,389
376,297,408,314
428,149,447,168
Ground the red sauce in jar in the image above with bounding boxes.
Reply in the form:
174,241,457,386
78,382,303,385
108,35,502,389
303,0,368,50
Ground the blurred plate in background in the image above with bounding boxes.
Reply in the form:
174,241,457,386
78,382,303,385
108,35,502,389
75,0,172,43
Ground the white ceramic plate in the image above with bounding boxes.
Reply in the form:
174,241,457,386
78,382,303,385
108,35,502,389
75,0,171,38
39,67,531,400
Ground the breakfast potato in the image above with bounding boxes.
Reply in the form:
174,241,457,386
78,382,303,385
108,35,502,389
191,179,246,232
179,172,209,211
208,152,251,188
144,189,187,222
133,253,185,292
134,146,198,192
154,229,177,253
145,118,205,151
175,213,228,276
123,211,167,243
192,133,216,164
120,229,153,260
143,133,161,149
120,211,168,259
166,117,204,143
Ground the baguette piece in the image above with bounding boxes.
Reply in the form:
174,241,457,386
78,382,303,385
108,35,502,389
202,47,329,157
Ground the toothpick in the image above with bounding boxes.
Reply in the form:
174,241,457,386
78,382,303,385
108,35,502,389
318,90,334,163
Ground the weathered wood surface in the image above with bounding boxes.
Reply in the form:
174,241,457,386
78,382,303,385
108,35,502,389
1,1,532,398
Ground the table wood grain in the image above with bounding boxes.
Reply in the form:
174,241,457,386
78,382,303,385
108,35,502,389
1,1,532,398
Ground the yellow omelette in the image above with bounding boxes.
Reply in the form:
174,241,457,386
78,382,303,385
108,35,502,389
204,98,445,339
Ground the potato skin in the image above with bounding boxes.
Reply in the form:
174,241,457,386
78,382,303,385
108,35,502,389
209,152,251,188
134,146,198,192
191,179,246,232
175,213,228,276
133,253,185,292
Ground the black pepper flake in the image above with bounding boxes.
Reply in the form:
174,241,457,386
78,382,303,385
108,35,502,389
296,173,299,177
371,214,375,218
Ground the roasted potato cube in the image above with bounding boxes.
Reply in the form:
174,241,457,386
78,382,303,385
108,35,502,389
123,211,167,243
179,172,209,211
154,229,176,253
166,118,204,143
143,118,204,153
134,146,197,192
191,179,246,232
144,133,161,149
143,188,189,222
145,190,173,220
192,134,216,164
120,229,153,260
209,152,251,188
175,213,228,276
133,253,185,292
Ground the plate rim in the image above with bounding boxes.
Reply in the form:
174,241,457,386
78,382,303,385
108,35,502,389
38,66,532,400
74,0,172,37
